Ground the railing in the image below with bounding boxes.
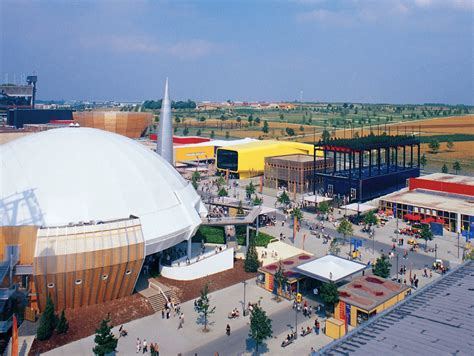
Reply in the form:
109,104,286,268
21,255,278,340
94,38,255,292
170,246,229,267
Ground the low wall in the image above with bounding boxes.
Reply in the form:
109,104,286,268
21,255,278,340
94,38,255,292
160,248,234,281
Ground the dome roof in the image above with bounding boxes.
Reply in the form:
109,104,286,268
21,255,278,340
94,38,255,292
1,127,205,254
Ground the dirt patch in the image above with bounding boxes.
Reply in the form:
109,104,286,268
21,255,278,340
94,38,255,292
28,294,154,355
157,259,257,303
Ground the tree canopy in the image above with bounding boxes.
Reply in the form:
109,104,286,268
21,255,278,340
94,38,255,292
92,316,118,356
195,283,216,331
320,281,339,310
249,305,272,352
372,254,391,278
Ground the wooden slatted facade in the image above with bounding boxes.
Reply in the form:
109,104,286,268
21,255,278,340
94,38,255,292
33,218,145,311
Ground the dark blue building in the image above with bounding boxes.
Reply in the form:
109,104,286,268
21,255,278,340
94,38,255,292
313,134,420,202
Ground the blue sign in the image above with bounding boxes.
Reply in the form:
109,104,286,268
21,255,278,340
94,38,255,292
351,238,363,249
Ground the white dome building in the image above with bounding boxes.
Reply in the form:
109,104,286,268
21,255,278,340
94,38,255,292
0,128,207,310
1,127,206,254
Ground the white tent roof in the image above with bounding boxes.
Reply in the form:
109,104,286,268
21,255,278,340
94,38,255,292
295,255,367,283
180,137,256,149
259,206,277,215
341,203,377,213
1,128,206,255
303,195,333,204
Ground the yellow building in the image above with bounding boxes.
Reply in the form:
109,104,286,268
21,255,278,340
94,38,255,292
216,140,322,179
334,275,410,327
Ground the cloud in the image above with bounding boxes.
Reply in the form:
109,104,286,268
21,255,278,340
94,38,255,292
295,0,472,25
168,39,215,59
80,35,215,59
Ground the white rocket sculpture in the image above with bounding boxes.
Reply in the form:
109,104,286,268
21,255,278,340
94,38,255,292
156,78,173,164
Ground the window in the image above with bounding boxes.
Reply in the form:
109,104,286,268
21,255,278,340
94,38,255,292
102,274,108,281
125,270,132,276
47,283,55,289
75,279,82,285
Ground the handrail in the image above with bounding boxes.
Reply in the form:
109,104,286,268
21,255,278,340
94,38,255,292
168,246,231,268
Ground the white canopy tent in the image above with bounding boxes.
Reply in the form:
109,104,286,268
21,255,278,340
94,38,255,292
295,255,367,283
303,195,333,205
259,206,277,216
341,203,377,214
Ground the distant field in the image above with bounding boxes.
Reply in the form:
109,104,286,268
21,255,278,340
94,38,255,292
422,141,474,175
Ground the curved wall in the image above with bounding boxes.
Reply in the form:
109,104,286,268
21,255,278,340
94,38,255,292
73,111,152,138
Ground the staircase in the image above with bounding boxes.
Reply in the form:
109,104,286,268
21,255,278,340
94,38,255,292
138,279,180,313
0,262,9,285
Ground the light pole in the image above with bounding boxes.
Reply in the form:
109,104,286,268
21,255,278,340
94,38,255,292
457,232,460,259
294,305,298,340
396,252,399,282
242,280,247,316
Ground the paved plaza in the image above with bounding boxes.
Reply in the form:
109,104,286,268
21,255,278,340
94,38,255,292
45,278,330,356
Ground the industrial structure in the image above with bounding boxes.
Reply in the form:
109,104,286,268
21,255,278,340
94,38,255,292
314,135,420,201
0,75,37,111
379,173,474,236
264,154,332,193
217,140,319,179
0,128,206,311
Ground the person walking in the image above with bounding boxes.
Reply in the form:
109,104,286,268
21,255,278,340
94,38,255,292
226,324,231,336
143,339,148,354
136,338,141,353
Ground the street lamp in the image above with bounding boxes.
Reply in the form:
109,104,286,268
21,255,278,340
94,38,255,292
396,252,399,282
242,280,247,316
294,304,298,340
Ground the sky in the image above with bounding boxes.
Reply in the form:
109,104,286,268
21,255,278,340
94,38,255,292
1,0,473,104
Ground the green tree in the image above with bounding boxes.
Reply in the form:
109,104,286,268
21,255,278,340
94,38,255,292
428,140,440,154
299,125,304,132
337,218,353,245
191,171,201,190
37,296,57,340
236,116,242,128
218,187,228,197
273,260,288,301
291,207,303,223
196,128,202,136
420,154,427,169
329,238,341,256
225,131,230,139
92,316,118,356
318,201,330,215
372,254,391,278
254,117,261,125
321,129,331,143
248,114,254,125
277,191,290,206
441,163,449,173
195,283,216,331
285,127,295,136
253,196,263,206
320,282,339,312
262,120,269,134
453,161,461,175
364,210,378,226
182,127,189,136
216,176,226,187
446,140,454,151
210,130,215,139
420,224,434,251
249,305,272,352
245,181,256,199
279,112,284,120
244,237,260,272
56,310,69,334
